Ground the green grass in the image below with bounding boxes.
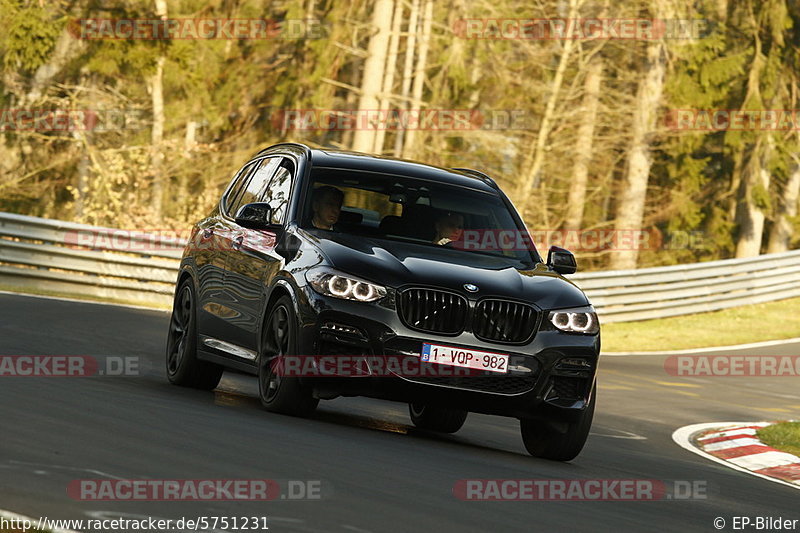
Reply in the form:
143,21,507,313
602,297,800,352
757,421,800,457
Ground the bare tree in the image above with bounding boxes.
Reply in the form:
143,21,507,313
564,54,603,230
515,0,581,223
149,0,168,218
609,0,673,270
373,0,404,154
401,0,432,160
351,0,394,154
393,0,420,157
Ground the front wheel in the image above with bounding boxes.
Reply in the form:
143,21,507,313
258,296,318,417
165,279,223,390
520,383,596,461
409,403,468,433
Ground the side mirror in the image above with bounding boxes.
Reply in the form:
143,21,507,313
547,246,577,275
235,202,274,230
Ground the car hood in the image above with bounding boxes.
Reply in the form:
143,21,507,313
306,231,589,310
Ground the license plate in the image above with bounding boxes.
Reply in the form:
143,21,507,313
420,343,508,374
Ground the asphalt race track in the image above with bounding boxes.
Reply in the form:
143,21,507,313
0,292,798,532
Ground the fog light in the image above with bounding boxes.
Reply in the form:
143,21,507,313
558,358,592,368
322,322,362,336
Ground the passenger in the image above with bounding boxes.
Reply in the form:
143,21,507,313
433,211,464,245
311,186,344,230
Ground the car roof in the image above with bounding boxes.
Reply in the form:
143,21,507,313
309,149,497,192
262,144,498,193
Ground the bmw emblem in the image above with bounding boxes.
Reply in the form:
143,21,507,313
463,283,479,293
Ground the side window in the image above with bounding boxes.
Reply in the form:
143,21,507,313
261,160,294,224
222,161,257,217
228,157,280,218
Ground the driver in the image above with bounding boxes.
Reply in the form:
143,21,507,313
311,186,344,230
433,211,464,245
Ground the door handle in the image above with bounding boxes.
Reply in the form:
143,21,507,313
232,235,244,249
201,228,214,240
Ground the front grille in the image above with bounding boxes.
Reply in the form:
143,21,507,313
399,288,468,335
407,375,537,395
473,300,538,343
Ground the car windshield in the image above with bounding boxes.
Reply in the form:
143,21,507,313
302,167,539,266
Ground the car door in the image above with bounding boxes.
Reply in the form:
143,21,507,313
195,160,258,341
221,156,294,354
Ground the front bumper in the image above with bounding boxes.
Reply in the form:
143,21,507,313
294,287,600,421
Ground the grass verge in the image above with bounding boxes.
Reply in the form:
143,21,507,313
601,297,800,352
757,421,800,458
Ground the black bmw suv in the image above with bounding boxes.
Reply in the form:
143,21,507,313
167,142,600,461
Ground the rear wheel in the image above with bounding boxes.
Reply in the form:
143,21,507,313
166,279,223,390
258,296,318,417
520,383,596,461
409,403,468,433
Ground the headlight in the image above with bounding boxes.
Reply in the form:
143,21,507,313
548,306,599,334
305,267,387,302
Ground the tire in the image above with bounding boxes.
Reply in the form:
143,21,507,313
258,295,319,417
520,383,596,461
166,279,223,390
409,403,468,433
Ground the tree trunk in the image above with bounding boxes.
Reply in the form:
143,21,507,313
608,2,671,270
351,0,394,154
564,55,603,230
735,137,772,257
27,27,86,102
150,0,168,219
401,0,432,160
766,79,799,255
393,0,419,157
766,158,799,254
733,5,769,258
373,0,404,154
73,134,90,220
